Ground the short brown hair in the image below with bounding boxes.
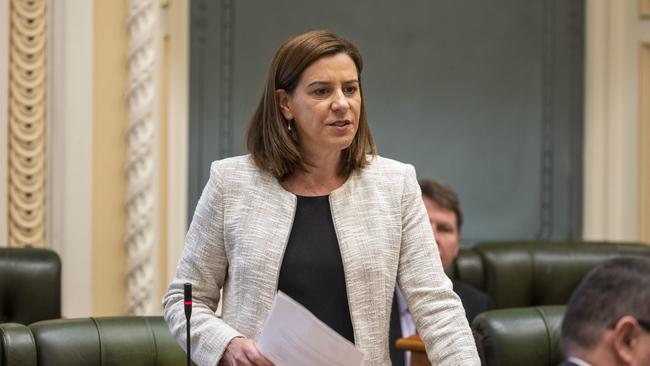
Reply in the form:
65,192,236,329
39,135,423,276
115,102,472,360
246,30,376,180
419,179,463,230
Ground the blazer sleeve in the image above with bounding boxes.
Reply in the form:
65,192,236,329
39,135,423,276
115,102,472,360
163,161,243,366
396,164,480,365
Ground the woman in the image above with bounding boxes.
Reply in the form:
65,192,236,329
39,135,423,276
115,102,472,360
163,30,479,366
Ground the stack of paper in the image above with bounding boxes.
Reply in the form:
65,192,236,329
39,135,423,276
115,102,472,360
258,291,365,366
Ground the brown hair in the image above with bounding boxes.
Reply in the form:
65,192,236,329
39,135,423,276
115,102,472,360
419,179,463,230
246,30,376,180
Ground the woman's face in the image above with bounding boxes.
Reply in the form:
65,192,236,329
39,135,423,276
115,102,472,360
277,53,361,159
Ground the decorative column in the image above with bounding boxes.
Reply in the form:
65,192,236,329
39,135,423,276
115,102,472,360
126,0,157,315
8,0,47,247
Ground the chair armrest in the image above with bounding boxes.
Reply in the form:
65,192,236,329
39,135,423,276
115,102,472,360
472,306,564,366
0,323,37,366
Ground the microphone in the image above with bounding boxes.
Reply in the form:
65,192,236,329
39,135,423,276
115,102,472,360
184,283,192,366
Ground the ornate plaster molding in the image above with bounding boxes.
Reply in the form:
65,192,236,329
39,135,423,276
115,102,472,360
8,0,47,247
126,0,157,315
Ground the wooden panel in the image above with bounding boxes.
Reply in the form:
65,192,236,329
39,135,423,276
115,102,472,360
640,44,650,243
396,336,430,366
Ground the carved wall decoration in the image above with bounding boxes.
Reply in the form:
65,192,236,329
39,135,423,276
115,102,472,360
8,0,47,247
126,0,157,315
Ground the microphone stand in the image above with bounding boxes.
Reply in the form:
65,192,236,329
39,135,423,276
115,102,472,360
184,283,193,366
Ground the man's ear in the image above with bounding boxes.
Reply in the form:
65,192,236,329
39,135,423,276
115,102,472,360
612,316,640,364
276,89,293,120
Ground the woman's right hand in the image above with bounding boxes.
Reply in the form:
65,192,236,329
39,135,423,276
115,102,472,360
223,337,276,366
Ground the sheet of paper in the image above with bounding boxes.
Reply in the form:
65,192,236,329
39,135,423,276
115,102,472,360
258,291,364,366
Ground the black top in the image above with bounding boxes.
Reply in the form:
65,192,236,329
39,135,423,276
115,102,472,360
277,195,355,343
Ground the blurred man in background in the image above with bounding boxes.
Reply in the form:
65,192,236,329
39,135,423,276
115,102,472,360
389,179,491,366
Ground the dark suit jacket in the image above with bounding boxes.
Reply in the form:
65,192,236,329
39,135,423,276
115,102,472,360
389,280,491,366
452,280,492,323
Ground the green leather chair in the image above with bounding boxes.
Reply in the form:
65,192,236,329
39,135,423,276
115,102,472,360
0,248,61,324
0,316,192,366
447,241,650,308
472,305,565,366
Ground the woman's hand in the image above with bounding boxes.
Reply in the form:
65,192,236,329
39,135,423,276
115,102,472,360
223,337,275,366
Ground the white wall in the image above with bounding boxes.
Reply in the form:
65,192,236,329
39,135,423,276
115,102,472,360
583,0,644,241
163,0,189,283
48,0,93,317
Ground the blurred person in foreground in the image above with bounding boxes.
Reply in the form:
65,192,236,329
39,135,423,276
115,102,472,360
560,256,650,366
390,179,491,366
163,30,479,366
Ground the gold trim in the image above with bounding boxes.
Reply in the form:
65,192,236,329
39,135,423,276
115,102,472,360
640,43,650,244
8,0,47,247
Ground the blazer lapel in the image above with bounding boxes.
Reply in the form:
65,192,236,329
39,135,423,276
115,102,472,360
233,171,297,337
330,174,384,356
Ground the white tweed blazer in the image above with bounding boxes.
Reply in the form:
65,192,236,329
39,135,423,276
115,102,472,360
163,155,479,366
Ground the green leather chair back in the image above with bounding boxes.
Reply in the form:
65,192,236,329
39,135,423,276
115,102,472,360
0,248,61,324
472,305,565,366
0,316,191,366
448,241,650,308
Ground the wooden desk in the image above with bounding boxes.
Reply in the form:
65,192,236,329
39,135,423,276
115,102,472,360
395,335,430,366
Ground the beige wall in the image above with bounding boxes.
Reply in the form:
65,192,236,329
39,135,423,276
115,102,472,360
583,0,650,243
89,0,183,315
0,0,9,244
640,2,650,243
641,44,650,244
160,32,170,298
92,0,128,316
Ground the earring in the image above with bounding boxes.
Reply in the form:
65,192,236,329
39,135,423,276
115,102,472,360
287,120,292,131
